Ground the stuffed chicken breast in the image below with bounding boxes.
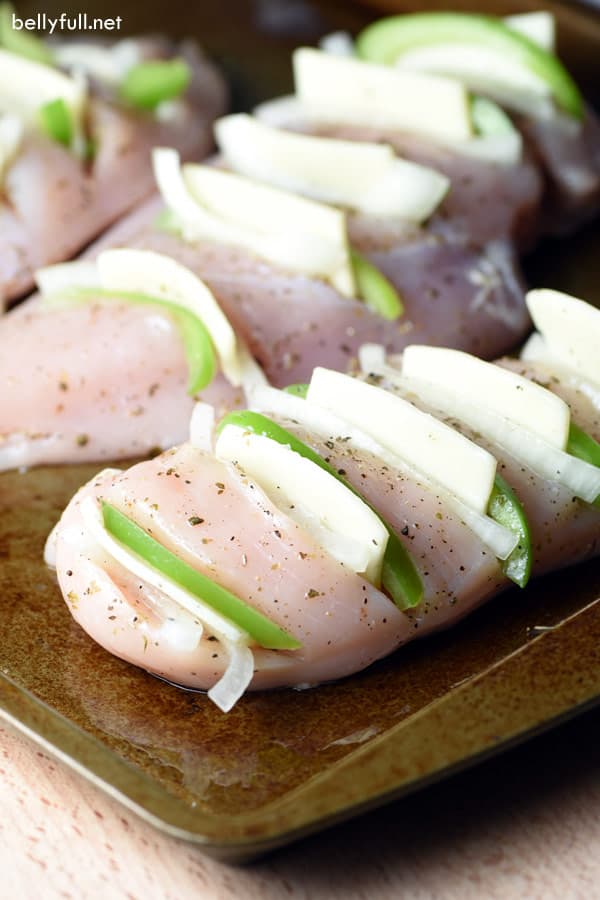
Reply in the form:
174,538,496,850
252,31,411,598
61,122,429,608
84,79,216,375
0,25,225,309
353,10,600,234
46,290,600,711
0,249,265,470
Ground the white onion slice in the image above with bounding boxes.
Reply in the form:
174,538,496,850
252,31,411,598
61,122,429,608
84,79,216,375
78,495,255,712
250,382,517,560
208,639,254,713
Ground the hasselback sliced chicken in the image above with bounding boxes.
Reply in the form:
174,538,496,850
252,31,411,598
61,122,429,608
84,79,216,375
352,10,600,234
0,249,265,469
46,290,600,712
0,21,225,309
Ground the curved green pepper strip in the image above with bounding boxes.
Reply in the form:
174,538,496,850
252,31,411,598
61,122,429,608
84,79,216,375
102,502,301,650
350,249,404,321
39,98,73,147
217,410,423,610
0,3,53,63
120,59,191,111
43,287,216,396
355,12,584,119
567,423,600,507
487,473,532,588
283,383,309,398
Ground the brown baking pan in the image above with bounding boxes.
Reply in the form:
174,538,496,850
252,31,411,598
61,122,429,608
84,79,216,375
1,0,599,863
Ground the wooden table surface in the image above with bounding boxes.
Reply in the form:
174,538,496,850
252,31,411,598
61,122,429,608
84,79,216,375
2,704,600,899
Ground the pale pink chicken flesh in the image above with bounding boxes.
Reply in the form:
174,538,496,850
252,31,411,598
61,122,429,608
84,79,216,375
5,94,598,472
286,105,600,242
0,296,242,469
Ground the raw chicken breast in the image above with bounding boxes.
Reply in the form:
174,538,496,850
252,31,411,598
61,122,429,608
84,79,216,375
48,445,410,692
46,351,600,706
264,415,505,637
374,361,600,577
0,294,243,470
0,38,226,309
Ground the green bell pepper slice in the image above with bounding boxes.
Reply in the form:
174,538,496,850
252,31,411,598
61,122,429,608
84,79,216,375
487,473,532,588
102,501,301,650
567,422,600,506
356,12,583,120
120,59,191,111
39,98,73,147
283,383,309,398
351,249,404,321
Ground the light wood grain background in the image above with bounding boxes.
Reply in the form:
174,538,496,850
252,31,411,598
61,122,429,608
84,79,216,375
2,704,600,899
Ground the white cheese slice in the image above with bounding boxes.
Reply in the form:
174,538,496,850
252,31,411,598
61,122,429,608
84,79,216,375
362,349,600,504
215,423,389,584
0,48,86,134
153,147,355,297
521,333,600,410
526,289,600,389
401,345,570,449
253,89,520,165
307,367,497,515
214,113,449,221
249,383,517,560
504,12,555,52
394,43,554,120
398,373,600,504
294,47,473,142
